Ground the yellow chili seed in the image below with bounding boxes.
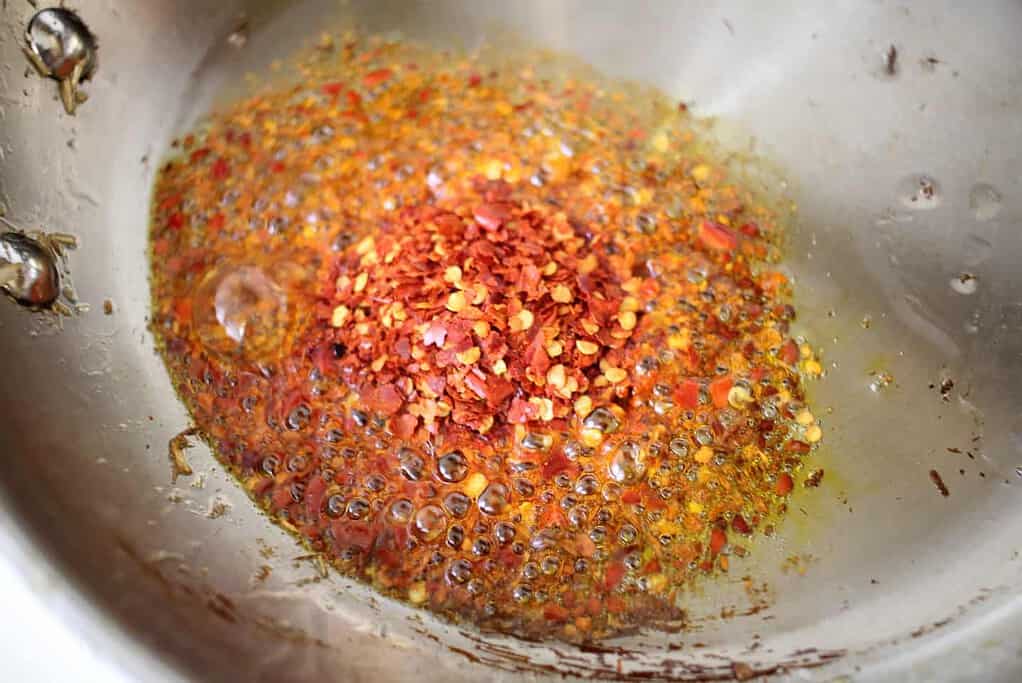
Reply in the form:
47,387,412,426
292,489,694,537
510,309,535,332
551,284,573,303
727,385,753,409
472,320,490,337
803,359,822,376
580,427,604,448
694,446,714,464
618,310,637,331
444,265,463,283
576,340,599,355
464,472,488,498
547,364,567,389
604,367,627,383
456,346,481,365
408,582,428,604
446,291,467,312
574,395,593,418
620,296,641,313
529,397,554,421
331,305,350,327
805,424,823,443
353,271,369,293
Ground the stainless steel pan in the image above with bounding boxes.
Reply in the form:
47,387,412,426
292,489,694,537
2,1,1022,680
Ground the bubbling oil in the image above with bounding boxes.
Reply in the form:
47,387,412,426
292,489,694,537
148,35,825,641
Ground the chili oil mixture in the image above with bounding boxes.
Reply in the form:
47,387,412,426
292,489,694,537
150,38,825,641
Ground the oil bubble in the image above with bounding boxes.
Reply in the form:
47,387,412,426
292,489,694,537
193,263,297,362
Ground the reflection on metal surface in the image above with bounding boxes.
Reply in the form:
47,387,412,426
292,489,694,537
0,215,78,312
0,221,60,308
24,8,98,115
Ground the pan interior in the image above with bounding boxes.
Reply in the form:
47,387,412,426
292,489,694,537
1,1,1021,680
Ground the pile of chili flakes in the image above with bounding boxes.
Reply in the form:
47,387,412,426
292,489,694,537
149,36,825,641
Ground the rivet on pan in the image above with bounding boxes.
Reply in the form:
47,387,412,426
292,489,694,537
0,215,77,311
24,7,98,115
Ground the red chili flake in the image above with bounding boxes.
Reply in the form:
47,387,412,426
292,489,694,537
708,376,733,408
483,375,515,407
709,527,727,555
473,202,512,231
731,514,752,534
698,220,739,251
507,397,536,424
305,475,327,520
605,596,626,614
167,212,185,230
158,193,182,211
620,488,642,505
779,339,799,365
604,561,626,590
270,484,293,511
574,534,596,558
211,158,230,180
367,383,403,415
149,47,823,638
392,413,417,439
739,222,761,237
362,68,393,88
541,450,574,479
321,82,345,96
673,379,700,409
543,604,570,622
422,320,448,348
331,521,376,551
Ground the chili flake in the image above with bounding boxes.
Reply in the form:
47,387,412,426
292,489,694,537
149,35,823,643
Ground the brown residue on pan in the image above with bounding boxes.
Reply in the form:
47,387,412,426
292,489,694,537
929,469,950,497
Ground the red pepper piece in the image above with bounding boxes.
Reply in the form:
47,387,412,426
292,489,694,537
709,376,733,408
709,527,727,555
779,339,799,365
362,68,393,88
473,202,512,231
698,220,739,251
604,561,626,591
543,605,569,622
